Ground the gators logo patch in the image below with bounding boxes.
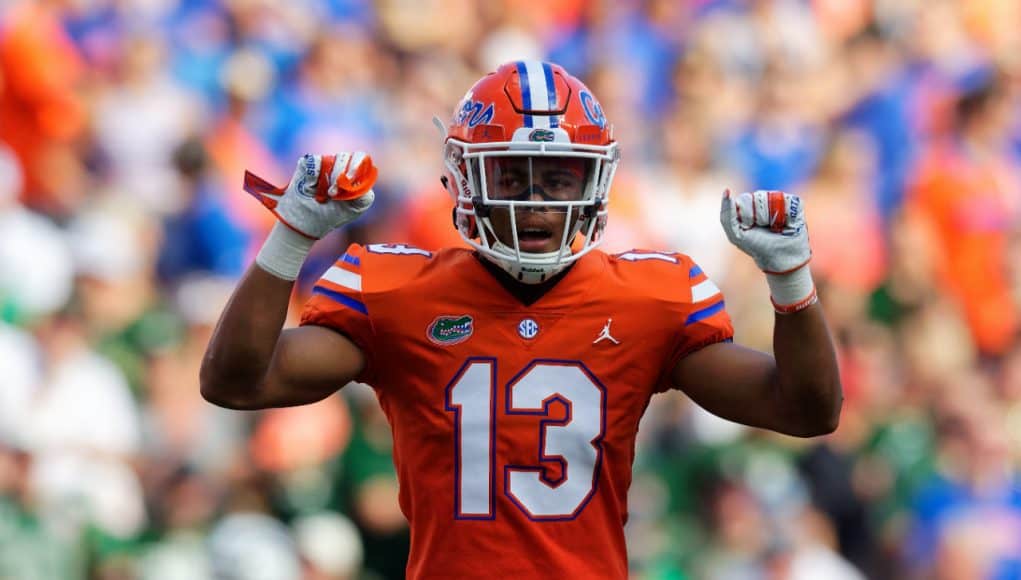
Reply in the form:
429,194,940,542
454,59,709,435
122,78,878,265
528,128,556,142
428,315,474,345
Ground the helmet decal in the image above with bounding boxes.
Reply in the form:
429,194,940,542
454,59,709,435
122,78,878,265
456,99,495,128
579,91,606,129
528,129,556,142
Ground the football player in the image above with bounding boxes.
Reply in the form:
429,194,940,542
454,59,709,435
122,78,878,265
201,61,842,579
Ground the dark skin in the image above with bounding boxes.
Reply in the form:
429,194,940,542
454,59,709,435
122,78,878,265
202,158,842,436
484,156,587,254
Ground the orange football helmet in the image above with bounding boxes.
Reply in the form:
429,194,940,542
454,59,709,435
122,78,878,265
439,61,620,284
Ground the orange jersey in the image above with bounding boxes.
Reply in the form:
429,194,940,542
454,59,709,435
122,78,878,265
300,244,733,579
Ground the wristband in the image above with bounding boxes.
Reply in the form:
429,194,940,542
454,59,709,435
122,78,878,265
771,287,818,314
255,222,316,281
766,264,816,313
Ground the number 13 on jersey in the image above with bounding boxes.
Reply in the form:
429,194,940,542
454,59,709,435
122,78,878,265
445,357,607,521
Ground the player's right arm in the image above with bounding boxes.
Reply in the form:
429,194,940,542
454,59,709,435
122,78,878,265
200,153,377,410
201,266,366,410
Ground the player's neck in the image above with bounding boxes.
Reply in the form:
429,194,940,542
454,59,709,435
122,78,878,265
475,253,574,307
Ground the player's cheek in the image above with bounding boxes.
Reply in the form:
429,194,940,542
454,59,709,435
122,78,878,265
559,213,580,239
489,208,515,242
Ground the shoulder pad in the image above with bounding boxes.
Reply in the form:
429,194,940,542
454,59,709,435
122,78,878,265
339,243,435,294
609,249,721,305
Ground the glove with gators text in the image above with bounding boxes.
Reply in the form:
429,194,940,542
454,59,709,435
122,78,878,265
247,153,377,280
720,189,817,313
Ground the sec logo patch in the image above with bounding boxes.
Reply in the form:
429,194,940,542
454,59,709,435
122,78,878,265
518,318,539,340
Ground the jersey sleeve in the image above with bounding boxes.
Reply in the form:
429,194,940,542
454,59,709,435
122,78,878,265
659,258,735,392
299,244,377,384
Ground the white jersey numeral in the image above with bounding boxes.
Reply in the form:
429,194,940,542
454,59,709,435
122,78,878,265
444,358,497,518
615,251,678,263
365,243,432,257
445,359,605,520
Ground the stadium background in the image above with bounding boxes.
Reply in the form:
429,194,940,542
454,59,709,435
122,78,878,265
1,0,1020,578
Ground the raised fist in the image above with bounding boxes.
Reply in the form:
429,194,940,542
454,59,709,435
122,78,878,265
720,189,810,275
245,153,377,240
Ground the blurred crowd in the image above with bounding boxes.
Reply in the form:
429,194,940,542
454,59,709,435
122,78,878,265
1,0,1020,578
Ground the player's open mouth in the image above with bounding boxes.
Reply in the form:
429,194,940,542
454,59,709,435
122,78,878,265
517,227,554,252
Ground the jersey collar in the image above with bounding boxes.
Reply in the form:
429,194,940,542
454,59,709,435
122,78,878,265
469,250,605,310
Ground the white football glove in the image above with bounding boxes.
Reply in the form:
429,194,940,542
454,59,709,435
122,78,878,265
246,152,377,240
247,153,377,280
721,189,816,311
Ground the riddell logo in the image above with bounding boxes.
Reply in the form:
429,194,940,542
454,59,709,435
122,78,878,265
428,315,474,345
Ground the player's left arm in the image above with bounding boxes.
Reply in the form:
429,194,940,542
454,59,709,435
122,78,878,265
672,190,843,437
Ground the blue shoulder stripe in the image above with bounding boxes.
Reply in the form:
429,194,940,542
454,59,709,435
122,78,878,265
340,253,360,267
689,265,703,278
313,286,368,315
685,300,724,325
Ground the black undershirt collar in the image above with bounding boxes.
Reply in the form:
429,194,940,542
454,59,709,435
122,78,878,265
474,253,575,307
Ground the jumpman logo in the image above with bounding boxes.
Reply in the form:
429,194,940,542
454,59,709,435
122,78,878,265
593,318,620,345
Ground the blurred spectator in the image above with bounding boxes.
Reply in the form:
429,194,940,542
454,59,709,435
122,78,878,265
636,105,743,277
904,389,1021,579
802,129,886,308
906,74,1021,356
91,33,203,216
207,512,301,580
839,24,918,222
204,48,281,242
293,511,364,580
136,467,219,580
0,0,88,217
23,310,146,542
726,59,826,192
0,145,75,324
67,198,176,393
0,437,80,580
158,137,251,284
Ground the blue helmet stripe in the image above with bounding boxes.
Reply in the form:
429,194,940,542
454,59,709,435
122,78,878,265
542,62,558,128
515,61,533,128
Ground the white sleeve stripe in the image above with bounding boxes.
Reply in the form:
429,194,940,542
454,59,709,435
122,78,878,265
691,279,721,302
322,266,362,291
